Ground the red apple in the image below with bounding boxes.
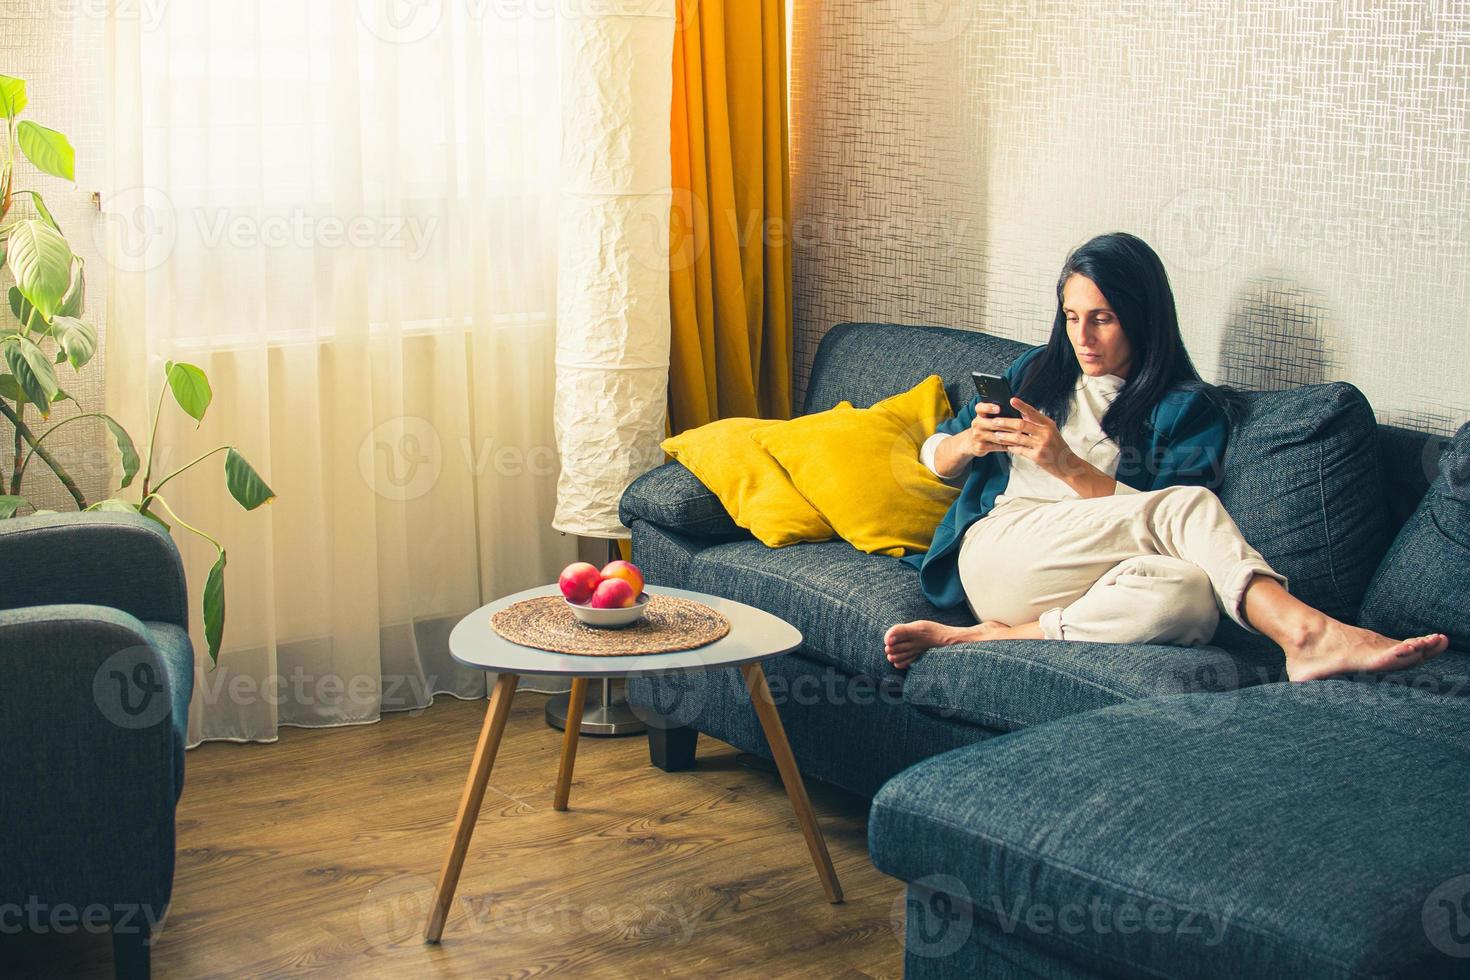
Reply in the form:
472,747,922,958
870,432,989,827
558,562,602,604
600,559,644,597
589,577,636,609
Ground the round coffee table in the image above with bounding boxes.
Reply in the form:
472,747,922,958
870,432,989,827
423,584,844,943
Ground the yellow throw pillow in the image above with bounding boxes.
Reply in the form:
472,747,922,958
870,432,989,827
751,376,958,557
660,407,853,548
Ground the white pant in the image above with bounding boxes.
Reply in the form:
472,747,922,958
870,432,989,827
956,485,1287,646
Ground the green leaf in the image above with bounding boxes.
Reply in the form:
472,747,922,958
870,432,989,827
8,286,35,327
165,360,212,423
87,497,137,514
224,448,275,510
7,220,73,322
0,373,21,403
58,257,85,318
0,495,31,518
16,121,76,182
204,549,226,664
16,190,60,231
0,75,26,118
3,334,60,412
50,315,96,369
94,415,140,489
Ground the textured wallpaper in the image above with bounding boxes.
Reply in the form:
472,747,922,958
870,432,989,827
789,0,1470,437
2,9,111,509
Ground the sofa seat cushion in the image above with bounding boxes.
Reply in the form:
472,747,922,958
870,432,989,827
871,683,1470,979
619,461,751,542
899,640,1279,732
1217,383,1390,652
686,540,973,678
1360,421,1470,653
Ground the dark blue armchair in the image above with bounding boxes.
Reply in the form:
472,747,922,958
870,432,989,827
0,512,193,979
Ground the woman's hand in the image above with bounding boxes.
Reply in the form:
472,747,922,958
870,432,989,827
988,397,1119,498
932,402,1008,477
986,398,1077,479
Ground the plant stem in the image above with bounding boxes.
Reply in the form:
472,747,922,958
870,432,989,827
146,493,221,552
18,411,106,476
149,444,229,497
9,405,19,494
0,397,87,508
140,378,170,497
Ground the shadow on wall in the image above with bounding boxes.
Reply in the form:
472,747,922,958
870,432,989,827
1217,276,1335,391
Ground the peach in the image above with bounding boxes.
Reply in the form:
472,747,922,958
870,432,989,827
558,562,602,604
600,559,644,597
589,577,637,609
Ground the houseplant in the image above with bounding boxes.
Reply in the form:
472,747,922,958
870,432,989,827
0,72,271,663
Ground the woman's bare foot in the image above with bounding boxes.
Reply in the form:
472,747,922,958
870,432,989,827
883,619,1019,670
1282,615,1450,682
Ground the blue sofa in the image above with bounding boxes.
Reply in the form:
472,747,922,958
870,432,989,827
0,512,194,979
620,322,1470,977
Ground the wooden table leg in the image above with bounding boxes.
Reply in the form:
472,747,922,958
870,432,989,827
739,661,844,904
553,677,588,811
424,672,519,943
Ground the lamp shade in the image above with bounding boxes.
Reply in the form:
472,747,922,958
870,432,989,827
552,4,676,539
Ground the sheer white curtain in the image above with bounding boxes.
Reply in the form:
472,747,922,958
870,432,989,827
103,2,576,744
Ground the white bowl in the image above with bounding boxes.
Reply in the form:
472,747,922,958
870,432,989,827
564,592,650,628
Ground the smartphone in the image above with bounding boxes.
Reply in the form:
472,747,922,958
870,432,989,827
972,371,1022,419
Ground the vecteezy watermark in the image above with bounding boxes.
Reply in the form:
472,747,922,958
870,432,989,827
1156,189,1242,275
93,662,446,727
1424,874,1470,958
93,646,172,730
0,898,167,940
358,416,445,502
356,0,694,45
987,894,1231,946
18,0,168,32
94,186,180,275
357,0,445,45
893,875,974,959
356,417,560,502
897,0,976,43
194,209,439,260
358,874,701,947
95,190,440,275
1157,186,1470,275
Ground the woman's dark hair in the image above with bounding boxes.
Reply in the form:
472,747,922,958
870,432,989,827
1014,231,1243,451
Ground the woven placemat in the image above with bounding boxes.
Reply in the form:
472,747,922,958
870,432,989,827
490,595,731,656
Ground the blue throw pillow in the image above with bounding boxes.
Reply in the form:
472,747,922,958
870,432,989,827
1215,383,1390,652
1359,421,1470,651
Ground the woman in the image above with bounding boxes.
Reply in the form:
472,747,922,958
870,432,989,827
885,232,1447,681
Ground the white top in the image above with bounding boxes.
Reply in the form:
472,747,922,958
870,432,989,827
920,372,1140,504
448,584,802,676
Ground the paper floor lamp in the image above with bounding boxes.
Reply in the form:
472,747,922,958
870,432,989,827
549,3,675,735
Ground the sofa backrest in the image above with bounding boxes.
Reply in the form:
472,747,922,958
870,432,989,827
805,322,1452,546
803,322,1032,416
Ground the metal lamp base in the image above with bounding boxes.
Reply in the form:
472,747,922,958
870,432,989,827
545,681,647,737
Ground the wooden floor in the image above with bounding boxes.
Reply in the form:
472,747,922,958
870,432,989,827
8,694,905,979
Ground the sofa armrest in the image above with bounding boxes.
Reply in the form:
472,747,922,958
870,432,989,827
0,604,183,910
619,462,751,542
0,512,189,628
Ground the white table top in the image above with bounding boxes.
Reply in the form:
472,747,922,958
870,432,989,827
448,584,803,677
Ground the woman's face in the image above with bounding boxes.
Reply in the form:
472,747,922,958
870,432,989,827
1062,274,1132,379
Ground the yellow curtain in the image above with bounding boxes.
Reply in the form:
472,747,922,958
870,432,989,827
668,0,793,435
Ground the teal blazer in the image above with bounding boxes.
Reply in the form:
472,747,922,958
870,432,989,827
902,347,1232,610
